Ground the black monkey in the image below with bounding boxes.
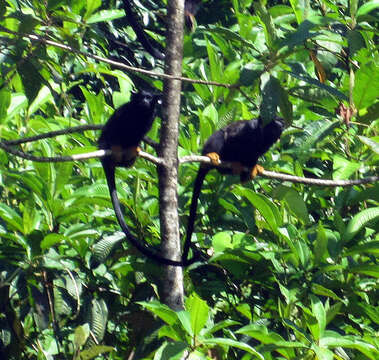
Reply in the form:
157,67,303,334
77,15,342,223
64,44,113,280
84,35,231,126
183,118,284,260
99,90,194,266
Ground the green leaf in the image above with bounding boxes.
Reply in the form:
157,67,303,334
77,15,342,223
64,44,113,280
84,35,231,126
320,331,379,359
176,311,192,337
293,120,340,160
239,65,264,87
350,0,359,17
74,323,90,349
90,232,124,268
18,60,44,103
233,187,282,233
353,61,379,110
7,93,28,119
288,0,303,23
358,136,379,154
152,341,188,360
86,9,125,24
84,0,101,20
311,284,342,302
186,293,209,336
0,88,11,123
138,300,178,325
278,84,293,123
344,241,379,256
347,30,365,57
202,338,264,359
28,85,55,115
206,38,223,83
272,185,309,224
332,155,360,180
204,319,240,337
356,303,379,325
47,0,66,11
54,162,74,196
260,76,281,124
311,295,326,340
313,223,328,264
311,343,334,360
236,303,252,321
80,345,114,360
237,323,307,349
89,298,108,343
286,71,349,101
344,207,379,242
0,203,24,233
356,0,379,18
212,231,232,253
41,233,65,250
81,87,105,124
281,19,320,47
206,27,258,49
349,265,379,278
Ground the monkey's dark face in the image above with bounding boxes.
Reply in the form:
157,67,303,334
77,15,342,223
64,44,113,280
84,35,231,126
260,118,284,154
132,91,160,110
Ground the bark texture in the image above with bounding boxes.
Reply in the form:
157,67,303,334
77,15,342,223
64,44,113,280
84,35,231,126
158,0,186,310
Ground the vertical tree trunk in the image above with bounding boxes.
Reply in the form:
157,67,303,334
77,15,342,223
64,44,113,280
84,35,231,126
158,0,185,310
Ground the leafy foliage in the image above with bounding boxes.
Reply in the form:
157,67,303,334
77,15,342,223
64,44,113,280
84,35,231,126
0,0,378,359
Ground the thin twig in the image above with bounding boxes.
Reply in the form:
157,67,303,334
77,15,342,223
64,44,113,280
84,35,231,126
3,125,103,145
1,27,233,89
260,170,378,186
3,125,159,151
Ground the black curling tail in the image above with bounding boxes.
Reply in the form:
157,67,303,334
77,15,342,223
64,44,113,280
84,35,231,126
103,161,193,266
182,167,209,262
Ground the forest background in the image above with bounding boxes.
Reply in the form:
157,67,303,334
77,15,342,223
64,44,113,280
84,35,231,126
0,0,378,359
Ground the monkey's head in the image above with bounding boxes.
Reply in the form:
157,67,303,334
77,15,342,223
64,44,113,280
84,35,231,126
260,117,284,154
265,117,284,135
131,90,161,110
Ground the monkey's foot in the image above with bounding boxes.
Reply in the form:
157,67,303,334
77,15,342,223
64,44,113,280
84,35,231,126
124,146,139,161
205,152,220,166
250,164,264,179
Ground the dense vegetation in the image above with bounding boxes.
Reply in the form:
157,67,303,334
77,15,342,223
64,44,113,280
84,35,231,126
0,0,378,359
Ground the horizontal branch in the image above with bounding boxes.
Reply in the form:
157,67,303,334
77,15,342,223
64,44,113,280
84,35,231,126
260,169,379,186
3,125,103,145
3,124,159,151
1,139,377,187
0,141,164,165
1,27,233,89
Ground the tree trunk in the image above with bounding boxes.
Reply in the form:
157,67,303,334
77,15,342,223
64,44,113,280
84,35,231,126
158,0,186,310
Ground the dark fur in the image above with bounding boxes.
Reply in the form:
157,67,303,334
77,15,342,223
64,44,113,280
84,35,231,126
183,118,284,260
99,90,193,266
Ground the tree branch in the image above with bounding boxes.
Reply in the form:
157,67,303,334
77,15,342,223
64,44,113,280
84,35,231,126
1,139,377,186
0,27,232,88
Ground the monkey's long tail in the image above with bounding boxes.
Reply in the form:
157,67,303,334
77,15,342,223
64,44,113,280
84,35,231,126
182,167,209,261
103,161,191,266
